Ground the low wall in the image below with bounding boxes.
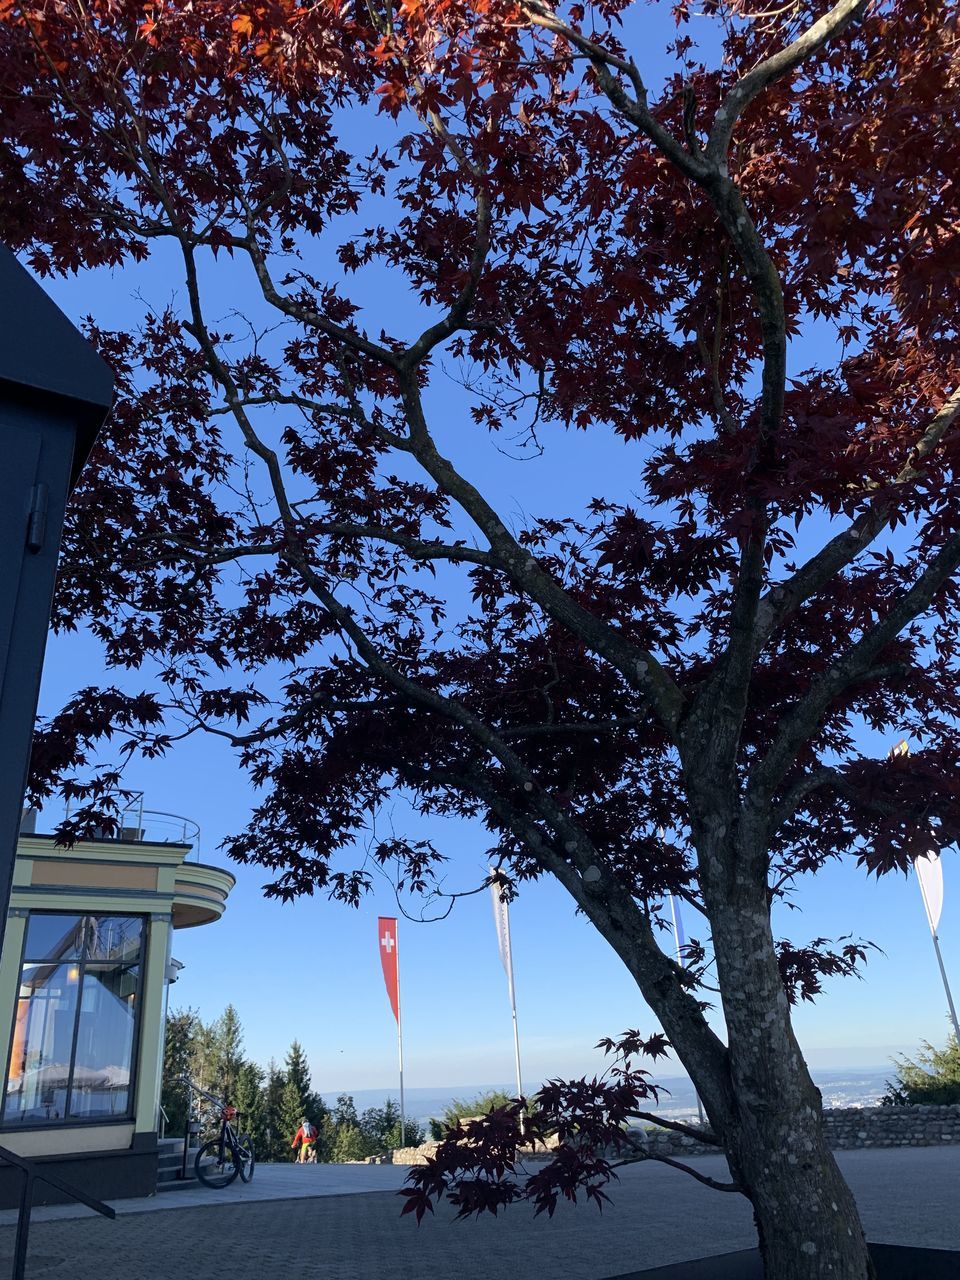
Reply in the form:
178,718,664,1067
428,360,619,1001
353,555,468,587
640,1104,960,1159
381,1133,560,1167
385,1105,960,1165
823,1103,960,1149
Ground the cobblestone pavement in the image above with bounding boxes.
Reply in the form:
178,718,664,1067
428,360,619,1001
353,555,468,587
0,1162,411,1226
0,1147,956,1280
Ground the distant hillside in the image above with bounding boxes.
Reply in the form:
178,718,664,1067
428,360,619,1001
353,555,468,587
321,1069,893,1129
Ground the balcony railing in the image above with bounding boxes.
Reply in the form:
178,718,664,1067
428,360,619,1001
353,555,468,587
116,810,201,859
21,798,202,861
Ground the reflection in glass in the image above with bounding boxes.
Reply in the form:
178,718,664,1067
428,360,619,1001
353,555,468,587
23,915,84,963
2,914,144,1126
5,964,79,1122
71,964,138,1117
83,917,142,963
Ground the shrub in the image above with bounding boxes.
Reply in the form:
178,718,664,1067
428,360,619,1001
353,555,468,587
882,1035,960,1105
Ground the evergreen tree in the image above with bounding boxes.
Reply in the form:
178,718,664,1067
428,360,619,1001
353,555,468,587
331,1122,370,1163
211,1005,245,1102
332,1093,359,1129
883,1035,960,1106
428,1090,518,1141
279,1075,309,1161
277,1041,313,1161
318,1110,337,1163
261,1059,287,1162
189,1017,220,1094
160,1007,198,1137
360,1098,424,1151
234,1060,267,1154
284,1040,311,1102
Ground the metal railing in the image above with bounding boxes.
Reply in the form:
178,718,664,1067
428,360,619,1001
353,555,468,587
0,1141,114,1279
122,809,201,858
175,1076,227,1182
55,792,202,860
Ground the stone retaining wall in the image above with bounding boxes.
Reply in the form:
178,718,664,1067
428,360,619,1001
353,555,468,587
640,1104,960,1159
823,1103,960,1149
384,1105,960,1165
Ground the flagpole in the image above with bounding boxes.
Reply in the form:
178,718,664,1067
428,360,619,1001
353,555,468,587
396,927,406,1145
916,864,960,1044
660,824,706,1127
669,891,706,1128
502,893,525,1137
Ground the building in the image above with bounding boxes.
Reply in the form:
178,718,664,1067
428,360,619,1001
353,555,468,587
0,811,233,1205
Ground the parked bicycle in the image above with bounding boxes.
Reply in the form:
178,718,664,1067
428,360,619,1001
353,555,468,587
195,1104,255,1188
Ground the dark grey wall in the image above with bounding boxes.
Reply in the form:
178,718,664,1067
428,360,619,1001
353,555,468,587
0,401,77,943
0,1133,159,1208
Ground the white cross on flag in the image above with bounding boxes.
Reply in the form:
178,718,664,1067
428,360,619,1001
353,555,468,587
378,916,400,1023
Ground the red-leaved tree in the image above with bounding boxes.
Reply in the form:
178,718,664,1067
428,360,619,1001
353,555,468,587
2,2,959,1276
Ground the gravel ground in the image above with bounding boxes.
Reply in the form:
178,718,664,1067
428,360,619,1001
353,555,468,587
0,1146,956,1280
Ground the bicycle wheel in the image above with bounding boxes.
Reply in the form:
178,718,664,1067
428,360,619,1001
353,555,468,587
195,1138,239,1188
237,1134,256,1183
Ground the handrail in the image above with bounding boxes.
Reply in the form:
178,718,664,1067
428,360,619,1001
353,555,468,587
0,1140,115,1280
175,1075,226,1111
175,1075,232,1181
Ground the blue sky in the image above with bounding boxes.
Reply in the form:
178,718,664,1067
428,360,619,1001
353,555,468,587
32,245,960,1094
22,5,960,1097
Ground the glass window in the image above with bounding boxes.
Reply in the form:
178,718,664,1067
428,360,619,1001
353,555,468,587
23,915,84,963
70,964,138,1118
2,914,144,1127
83,917,142,964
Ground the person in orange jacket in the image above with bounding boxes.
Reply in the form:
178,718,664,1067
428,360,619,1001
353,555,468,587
292,1117,318,1163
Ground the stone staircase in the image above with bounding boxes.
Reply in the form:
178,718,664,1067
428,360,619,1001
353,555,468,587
156,1137,199,1192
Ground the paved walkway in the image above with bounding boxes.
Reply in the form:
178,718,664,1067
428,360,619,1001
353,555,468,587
0,1161,410,1225
0,1148,956,1279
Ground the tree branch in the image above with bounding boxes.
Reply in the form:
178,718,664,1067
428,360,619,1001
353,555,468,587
419,770,737,1135
397,378,687,735
401,118,491,368
239,231,401,369
751,527,960,807
498,714,649,739
317,523,493,566
705,0,871,168
630,1113,722,1145
754,385,960,650
207,394,357,419
614,1134,742,1193
521,2,707,182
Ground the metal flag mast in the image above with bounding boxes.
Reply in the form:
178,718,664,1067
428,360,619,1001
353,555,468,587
915,854,960,1045
889,740,960,1044
659,829,706,1127
396,930,406,1146
490,868,524,1136
668,892,707,1128
377,916,405,1145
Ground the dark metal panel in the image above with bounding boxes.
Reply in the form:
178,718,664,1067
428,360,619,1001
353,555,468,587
0,247,113,486
0,418,41,681
0,402,76,945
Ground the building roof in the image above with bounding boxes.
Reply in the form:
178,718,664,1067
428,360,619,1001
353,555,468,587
0,246,114,487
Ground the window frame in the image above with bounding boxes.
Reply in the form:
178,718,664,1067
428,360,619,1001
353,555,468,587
0,910,147,1130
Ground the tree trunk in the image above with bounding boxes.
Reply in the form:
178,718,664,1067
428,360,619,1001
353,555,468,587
699,863,878,1280
728,1104,877,1280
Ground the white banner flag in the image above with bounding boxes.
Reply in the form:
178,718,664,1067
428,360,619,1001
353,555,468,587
915,850,944,933
489,868,524,1127
490,873,512,977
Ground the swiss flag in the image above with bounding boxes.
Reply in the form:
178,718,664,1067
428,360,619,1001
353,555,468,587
378,916,400,1023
